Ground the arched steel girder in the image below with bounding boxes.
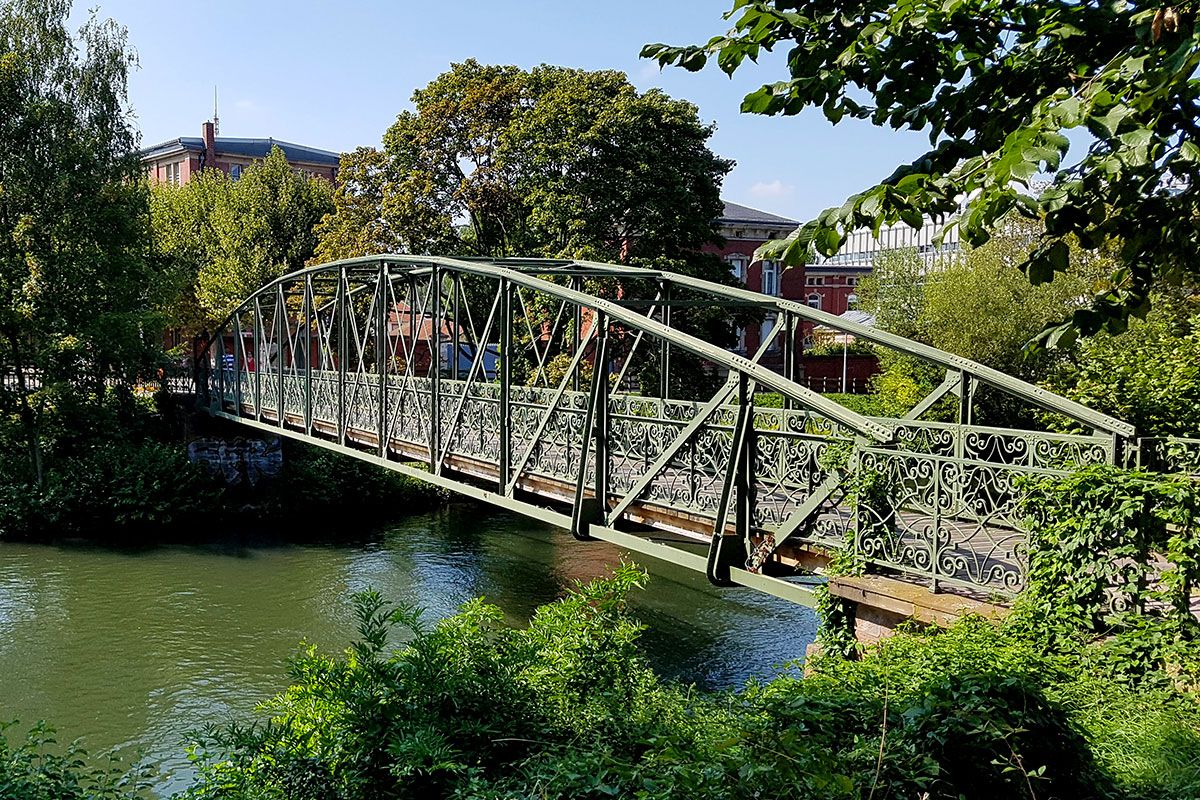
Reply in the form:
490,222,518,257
212,254,897,443
271,253,1134,441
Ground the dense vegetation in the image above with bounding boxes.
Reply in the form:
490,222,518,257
166,459,1200,800
5,551,1197,800
850,232,1200,436
0,388,443,542
647,1,1200,341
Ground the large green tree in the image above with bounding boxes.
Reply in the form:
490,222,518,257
0,0,160,484
316,60,733,264
859,222,1104,422
645,2,1200,343
1043,288,1200,437
152,147,334,322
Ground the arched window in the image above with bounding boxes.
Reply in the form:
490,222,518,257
807,293,821,309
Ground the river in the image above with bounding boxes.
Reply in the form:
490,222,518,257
0,504,817,795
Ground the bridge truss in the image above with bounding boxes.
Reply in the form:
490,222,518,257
201,255,1135,605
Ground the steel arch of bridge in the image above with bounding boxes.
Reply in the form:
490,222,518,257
200,255,1134,606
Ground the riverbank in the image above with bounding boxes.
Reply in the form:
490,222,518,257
0,508,818,796
0,388,446,544
2,563,1198,800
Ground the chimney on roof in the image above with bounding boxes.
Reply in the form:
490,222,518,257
201,121,216,169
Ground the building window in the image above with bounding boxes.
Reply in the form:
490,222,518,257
806,275,825,286
761,260,779,296
230,164,243,180
847,293,859,309
807,293,822,309
165,161,181,186
846,276,859,287
760,314,778,350
727,256,747,283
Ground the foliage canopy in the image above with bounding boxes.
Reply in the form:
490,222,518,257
0,0,163,484
645,1,1200,343
152,147,334,323
315,60,733,264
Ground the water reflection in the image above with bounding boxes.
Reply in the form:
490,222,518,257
0,505,816,795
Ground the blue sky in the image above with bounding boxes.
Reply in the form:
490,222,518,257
80,0,930,223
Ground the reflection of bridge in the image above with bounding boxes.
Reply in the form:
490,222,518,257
200,255,1139,606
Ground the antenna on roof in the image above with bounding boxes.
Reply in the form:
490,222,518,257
212,86,219,136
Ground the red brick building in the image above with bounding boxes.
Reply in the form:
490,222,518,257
141,121,339,186
704,201,803,359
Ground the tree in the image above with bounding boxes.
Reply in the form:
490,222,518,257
644,2,1200,343
858,221,1103,423
152,147,334,322
1043,288,1200,437
313,146,455,262
0,0,159,485
316,60,733,264
857,249,926,342
922,222,1098,375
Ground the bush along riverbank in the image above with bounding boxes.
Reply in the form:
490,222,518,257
0,386,445,543
171,465,1200,800
5,562,1198,800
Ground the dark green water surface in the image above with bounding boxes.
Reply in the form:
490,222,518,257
0,505,816,794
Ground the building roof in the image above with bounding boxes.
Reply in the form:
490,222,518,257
718,200,798,227
140,136,340,166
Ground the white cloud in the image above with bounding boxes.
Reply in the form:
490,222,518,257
748,179,794,199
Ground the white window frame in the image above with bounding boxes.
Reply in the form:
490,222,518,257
727,255,747,283
807,293,822,309
761,260,779,297
806,275,825,286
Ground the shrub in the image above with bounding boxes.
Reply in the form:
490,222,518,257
0,721,147,800
180,570,1200,800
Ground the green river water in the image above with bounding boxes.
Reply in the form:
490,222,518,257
0,504,817,795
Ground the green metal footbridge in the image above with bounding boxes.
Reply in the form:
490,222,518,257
199,255,1144,606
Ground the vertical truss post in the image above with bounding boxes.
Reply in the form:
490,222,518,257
303,276,313,434
276,282,285,428
430,265,442,473
594,313,611,524
659,279,671,399
376,261,388,458
452,271,461,381
957,372,974,426
782,310,795,410
736,373,755,557
215,331,226,412
954,371,973,461
707,372,754,586
252,297,263,421
571,275,582,392
499,278,513,491
931,451,942,594
337,267,347,445
571,308,610,540
232,313,245,413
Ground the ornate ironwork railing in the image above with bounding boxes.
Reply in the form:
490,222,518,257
198,255,1138,605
